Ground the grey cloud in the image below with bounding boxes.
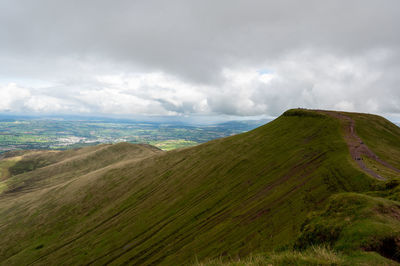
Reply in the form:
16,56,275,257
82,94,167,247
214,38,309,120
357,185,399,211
0,0,400,118
1,0,399,83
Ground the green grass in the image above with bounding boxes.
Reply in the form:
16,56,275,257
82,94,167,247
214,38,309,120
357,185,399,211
0,109,398,265
0,156,22,193
362,155,400,179
346,112,400,169
150,139,198,150
195,246,397,266
197,181,400,265
0,158,19,180
296,193,400,254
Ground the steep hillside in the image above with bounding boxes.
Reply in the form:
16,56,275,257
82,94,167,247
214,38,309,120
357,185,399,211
0,109,398,265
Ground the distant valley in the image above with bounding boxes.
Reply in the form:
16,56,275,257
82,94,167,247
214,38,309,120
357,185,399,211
0,116,267,153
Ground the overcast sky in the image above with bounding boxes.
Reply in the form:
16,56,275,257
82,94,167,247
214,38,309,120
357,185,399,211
0,0,399,121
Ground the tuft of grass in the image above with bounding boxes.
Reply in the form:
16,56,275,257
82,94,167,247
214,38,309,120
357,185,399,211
195,247,398,266
195,246,344,266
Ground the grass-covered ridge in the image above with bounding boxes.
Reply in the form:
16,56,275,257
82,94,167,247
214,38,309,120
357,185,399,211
346,112,400,170
0,109,398,265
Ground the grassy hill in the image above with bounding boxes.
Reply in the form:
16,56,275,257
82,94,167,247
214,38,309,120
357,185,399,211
0,109,399,265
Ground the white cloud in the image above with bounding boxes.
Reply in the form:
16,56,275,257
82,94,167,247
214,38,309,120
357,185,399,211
0,48,398,119
334,101,355,111
0,83,31,111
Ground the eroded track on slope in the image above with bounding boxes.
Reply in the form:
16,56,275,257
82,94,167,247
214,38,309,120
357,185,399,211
321,111,400,181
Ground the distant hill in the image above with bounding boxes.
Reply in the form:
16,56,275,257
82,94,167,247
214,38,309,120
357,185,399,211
0,109,399,265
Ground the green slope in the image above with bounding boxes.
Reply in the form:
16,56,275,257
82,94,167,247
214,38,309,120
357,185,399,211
0,109,398,265
297,192,400,259
346,112,400,169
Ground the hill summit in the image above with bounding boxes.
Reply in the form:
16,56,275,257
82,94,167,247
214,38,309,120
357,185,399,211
0,109,399,265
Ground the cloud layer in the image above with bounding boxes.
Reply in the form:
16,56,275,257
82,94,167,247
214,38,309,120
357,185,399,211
0,0,399,119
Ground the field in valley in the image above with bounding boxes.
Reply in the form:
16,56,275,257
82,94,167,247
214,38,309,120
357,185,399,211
0,116,266,152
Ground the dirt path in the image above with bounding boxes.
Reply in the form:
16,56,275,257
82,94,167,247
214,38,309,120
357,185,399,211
320,111,400,181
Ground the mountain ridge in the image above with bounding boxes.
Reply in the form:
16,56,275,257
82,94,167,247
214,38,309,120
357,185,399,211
0,109,399,265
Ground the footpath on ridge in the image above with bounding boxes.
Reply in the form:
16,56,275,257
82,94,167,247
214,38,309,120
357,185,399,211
319,111,400,181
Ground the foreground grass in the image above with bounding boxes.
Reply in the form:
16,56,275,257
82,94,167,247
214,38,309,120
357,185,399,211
296,192,400,261
197,183,400,265
195,246,344,266
195,246,397,266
